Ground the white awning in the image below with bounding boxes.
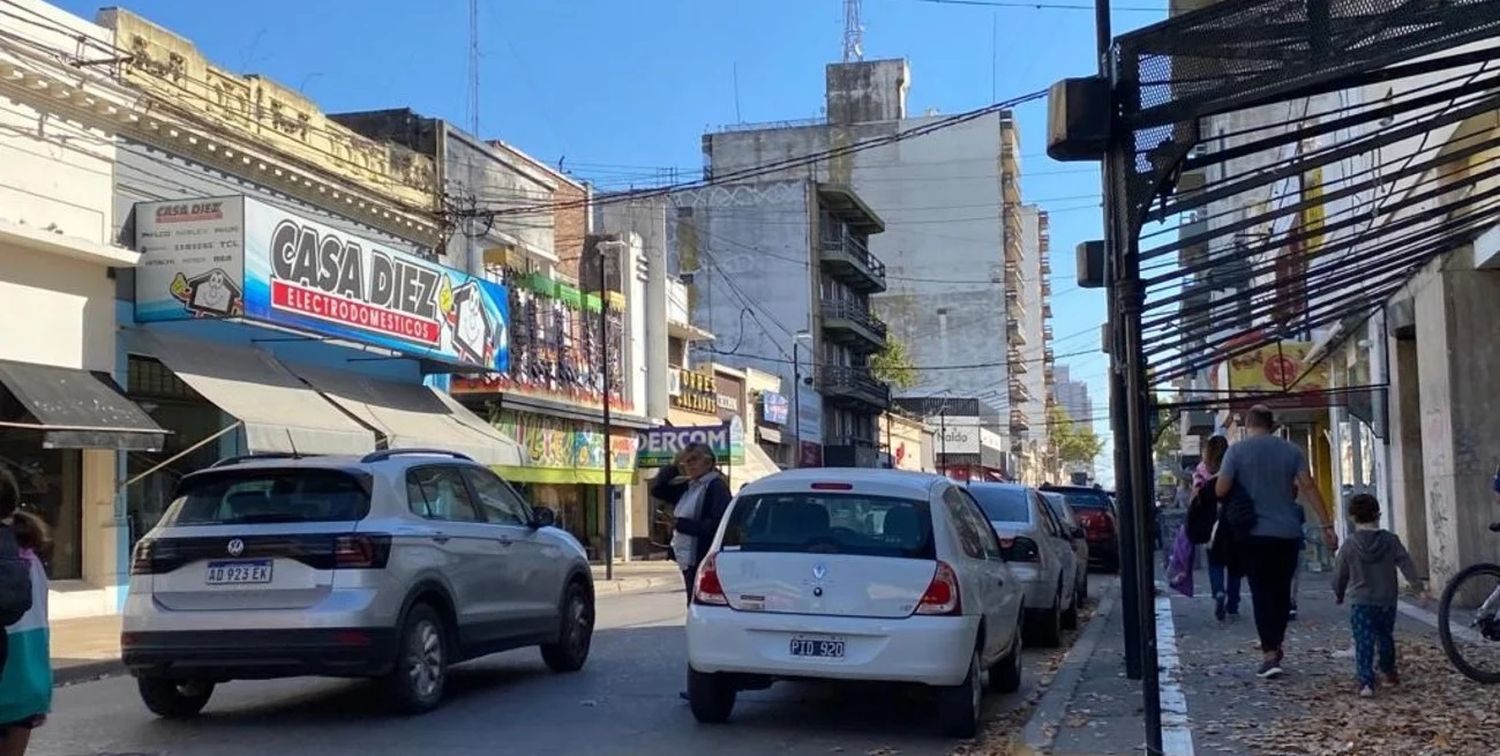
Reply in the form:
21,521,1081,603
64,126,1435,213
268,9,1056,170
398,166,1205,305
288,364,521,466
125,330,375,455
725,440,784,494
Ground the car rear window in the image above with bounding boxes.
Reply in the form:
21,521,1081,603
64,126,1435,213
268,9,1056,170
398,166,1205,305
164,469,371,526
1054,491,1111,511
966,486,1031,523
721,493,935,559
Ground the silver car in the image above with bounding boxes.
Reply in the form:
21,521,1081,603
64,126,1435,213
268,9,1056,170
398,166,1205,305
1040,491,1090,607
122,449,595,717
965,482,1080,647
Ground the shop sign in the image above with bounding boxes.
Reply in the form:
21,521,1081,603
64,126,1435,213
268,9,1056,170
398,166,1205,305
1218,335,1332,410
636,416,746,468
670,368,717,414
714,372,745,421
133,195,509,372
489,410,637,485
760,391,789,425
931,415,981,455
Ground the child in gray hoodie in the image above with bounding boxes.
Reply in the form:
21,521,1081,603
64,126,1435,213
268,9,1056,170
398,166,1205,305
1333,493,1425,697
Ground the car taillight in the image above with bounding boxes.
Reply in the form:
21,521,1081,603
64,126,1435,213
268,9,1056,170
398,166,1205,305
693,552,728,606
999,536,1041,562
916,561,962,616
131,540,155,575
334,534,392,569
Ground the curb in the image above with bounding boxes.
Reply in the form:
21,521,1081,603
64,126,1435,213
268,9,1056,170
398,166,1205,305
51,573,681,687
1017,586,1120,755
54,659,125,688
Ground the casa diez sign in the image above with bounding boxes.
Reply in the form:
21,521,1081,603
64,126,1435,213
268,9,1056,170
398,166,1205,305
133,195,509,371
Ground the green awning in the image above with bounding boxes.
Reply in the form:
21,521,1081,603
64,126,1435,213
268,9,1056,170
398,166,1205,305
558,284,582,309
583,293,602,313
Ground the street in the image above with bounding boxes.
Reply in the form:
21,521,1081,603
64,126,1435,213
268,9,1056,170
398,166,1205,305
37,587,1052,755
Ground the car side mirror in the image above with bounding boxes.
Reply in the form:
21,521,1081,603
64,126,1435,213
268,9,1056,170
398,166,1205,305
1070,525,1086,540
530,506,557,529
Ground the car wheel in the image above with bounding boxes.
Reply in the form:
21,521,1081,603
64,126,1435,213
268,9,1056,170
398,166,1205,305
1077,571,1089,603
384,603,448,714
1026,599,1064,648
989,627,1023,694
687,668,737,724
939,648,983,738
137,676,214,718
541,581,595,673
1061,579,1080,631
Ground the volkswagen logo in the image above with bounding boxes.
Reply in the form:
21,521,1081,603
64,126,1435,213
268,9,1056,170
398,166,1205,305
812,563,828,581
227,538,245,557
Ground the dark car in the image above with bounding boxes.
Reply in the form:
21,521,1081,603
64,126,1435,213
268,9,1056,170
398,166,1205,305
1039,485,1118,573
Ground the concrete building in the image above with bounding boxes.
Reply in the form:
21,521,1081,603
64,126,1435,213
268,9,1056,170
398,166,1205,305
699,58,1052,477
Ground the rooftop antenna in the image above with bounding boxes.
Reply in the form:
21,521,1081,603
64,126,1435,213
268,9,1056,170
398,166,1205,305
467,0,480,135
842,0,863,62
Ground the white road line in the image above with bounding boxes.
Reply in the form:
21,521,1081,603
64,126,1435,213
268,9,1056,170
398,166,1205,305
1156,594,1195,756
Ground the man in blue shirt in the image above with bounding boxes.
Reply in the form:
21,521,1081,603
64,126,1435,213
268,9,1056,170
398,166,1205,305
1216,405,1338,679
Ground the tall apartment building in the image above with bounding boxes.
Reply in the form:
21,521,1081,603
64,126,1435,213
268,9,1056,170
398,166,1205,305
699,58,1052,475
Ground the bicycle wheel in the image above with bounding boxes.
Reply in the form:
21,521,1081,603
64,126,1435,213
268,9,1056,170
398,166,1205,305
1439,562,1500,684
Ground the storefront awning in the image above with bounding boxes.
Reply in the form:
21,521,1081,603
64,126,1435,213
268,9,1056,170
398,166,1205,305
125,330,375,455
725,440,783,494
0,359,166,451
289,365,522,467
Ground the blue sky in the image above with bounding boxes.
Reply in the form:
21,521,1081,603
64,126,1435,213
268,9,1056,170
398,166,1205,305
59,0,1171,483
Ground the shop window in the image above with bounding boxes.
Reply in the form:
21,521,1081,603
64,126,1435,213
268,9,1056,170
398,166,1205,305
0,439,81,580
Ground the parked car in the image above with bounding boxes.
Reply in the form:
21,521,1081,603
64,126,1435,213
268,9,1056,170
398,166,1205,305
1041,484,1119,573
685,468,1026,738
1040,491,1090,605
966,483,1079,646
122,449,595,718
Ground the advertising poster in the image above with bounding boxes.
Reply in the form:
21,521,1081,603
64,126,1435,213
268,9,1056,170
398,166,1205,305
134,195,509,373
637,416,747,468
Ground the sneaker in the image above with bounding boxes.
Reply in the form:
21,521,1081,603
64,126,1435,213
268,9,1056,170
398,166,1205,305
1257,658,1284,679
1288,605,1299,621
1215,594,1227,622
1381,671,1401,687
1358,685,1375,698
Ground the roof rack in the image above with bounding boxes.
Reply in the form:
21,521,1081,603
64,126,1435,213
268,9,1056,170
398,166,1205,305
359,449,474,464
209,453,314,469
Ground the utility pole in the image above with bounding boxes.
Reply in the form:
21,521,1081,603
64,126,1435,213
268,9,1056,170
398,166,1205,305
598,240,620,581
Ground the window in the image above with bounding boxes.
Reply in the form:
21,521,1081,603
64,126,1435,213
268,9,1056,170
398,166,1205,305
722,492,934,559
406,466,481,523
956,489,1003,560
966,485,1031,524
942,488,987,560
462,467,531,526
165,469,371,526
1032,493,1062,537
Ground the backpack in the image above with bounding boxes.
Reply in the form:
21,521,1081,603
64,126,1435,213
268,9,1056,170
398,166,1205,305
0,526,33,627
1185,480,1220,545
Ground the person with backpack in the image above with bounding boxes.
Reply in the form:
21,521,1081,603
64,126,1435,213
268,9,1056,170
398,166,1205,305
1189,435,1243,621
0,467,48,756
1215,405,1338,680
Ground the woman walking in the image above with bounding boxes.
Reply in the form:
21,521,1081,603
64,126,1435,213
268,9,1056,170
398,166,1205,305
0,468,49,756
649,443,732,603
1196,435,1243,622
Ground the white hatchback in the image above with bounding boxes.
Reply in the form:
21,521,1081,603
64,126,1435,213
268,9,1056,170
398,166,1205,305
685,468,1026,737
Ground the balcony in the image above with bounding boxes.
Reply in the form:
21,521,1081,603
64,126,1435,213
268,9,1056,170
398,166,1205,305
1009,347,1028,373
819,231,888,293
821,299,888,352
823,435,883,468
1010,380,1032,404
1005,288,1025,319
1042,301,1053,320
1044,346,1055,363
1008,318,1028,346
1043,324,1054,341
1010,408,1031,434
819,366,891,410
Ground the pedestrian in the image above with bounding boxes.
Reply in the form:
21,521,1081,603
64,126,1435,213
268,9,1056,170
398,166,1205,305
1195,435,1243,622
1333,493,1424,697
0,468,49,756
1215,405,1338,679
648,443,732,604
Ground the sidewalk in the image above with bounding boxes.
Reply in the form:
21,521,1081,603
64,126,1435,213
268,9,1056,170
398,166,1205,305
1025,563,1498,755
50,560,684,686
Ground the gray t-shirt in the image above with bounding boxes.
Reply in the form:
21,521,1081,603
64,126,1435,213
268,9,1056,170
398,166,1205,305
1219,434,1308,540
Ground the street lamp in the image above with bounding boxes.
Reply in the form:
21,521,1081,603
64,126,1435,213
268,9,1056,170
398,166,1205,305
791,330,814,468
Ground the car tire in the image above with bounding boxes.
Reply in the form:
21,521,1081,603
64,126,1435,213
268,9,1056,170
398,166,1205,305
989,627,1023,694
1026,600,1064,648
939,649,983,738
1077,571,1089,603
137,676,214,719
1061,580,1080,631
687,668,737,724
541,581,595,673
384,603,448,714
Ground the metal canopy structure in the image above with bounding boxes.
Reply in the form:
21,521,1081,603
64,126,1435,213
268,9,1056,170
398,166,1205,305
1099,0,1500,751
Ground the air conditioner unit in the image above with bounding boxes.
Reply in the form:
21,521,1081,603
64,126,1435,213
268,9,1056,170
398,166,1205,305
668,369,683,397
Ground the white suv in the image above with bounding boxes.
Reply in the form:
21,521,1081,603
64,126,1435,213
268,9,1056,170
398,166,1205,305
685,468,1026,737
123,450,594,717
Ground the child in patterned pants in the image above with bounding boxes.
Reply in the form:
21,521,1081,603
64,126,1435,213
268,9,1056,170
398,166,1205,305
1333,494,1424,696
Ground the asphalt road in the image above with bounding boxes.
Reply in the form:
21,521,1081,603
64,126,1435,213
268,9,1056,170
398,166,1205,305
36,587,1052,756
